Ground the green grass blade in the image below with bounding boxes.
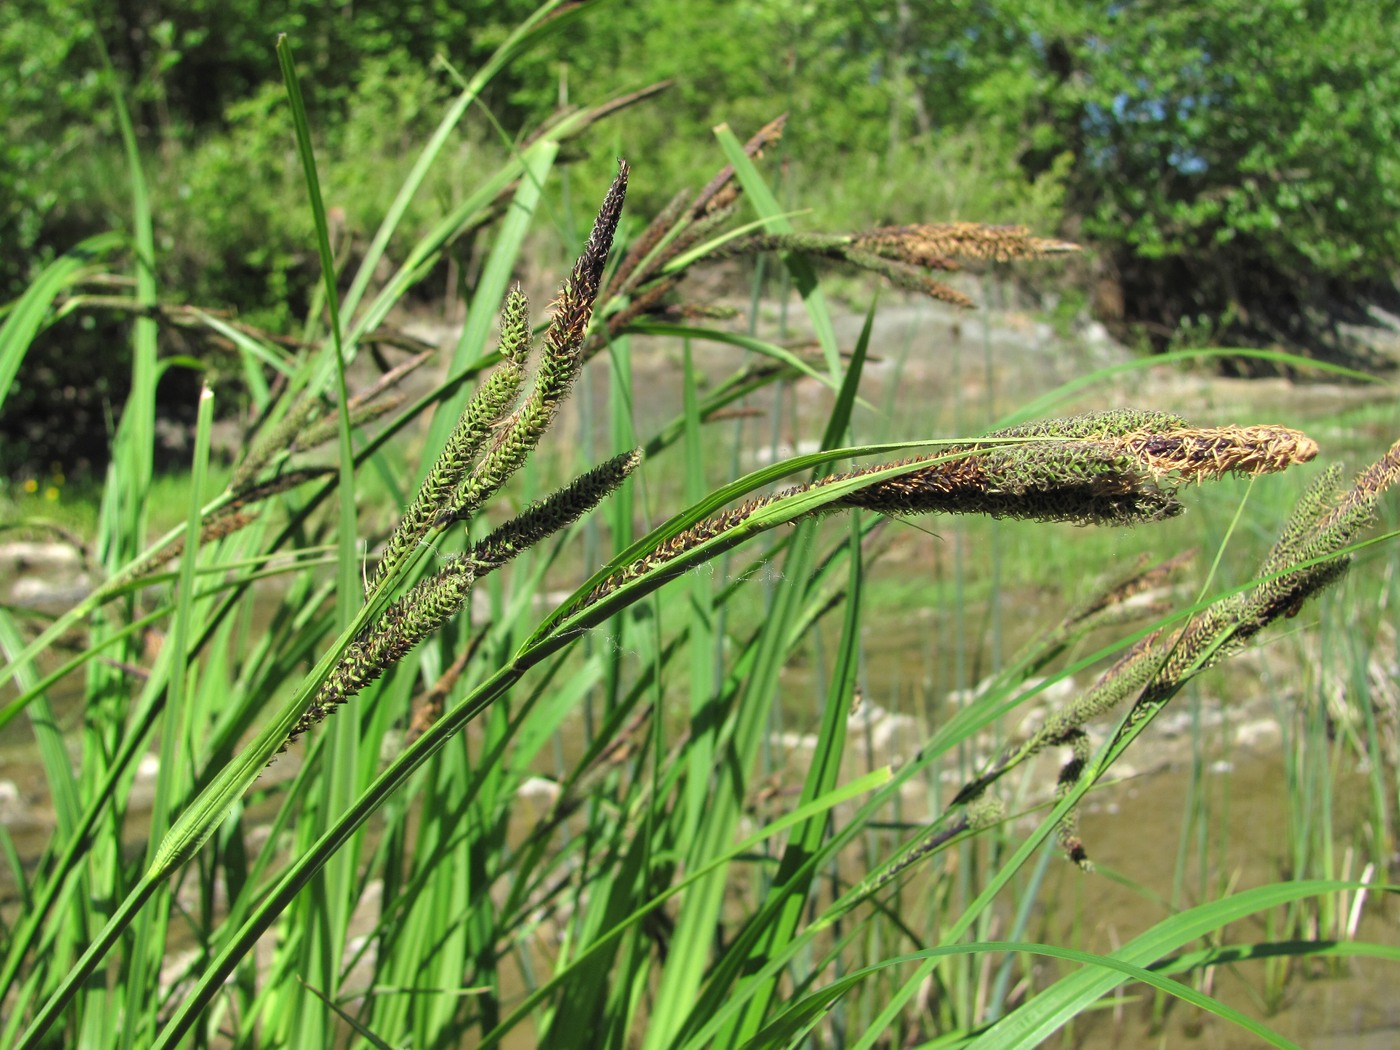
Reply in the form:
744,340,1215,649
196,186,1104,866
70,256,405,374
276,33,356,622
968,882,1368,1049
478,770,894,1050
713,122,841,377
1161,936,1400,974
704,298,874,1045
640,510,825,1047
117,384,215,1050
277,37,365,1045
0,232,122,417
723,528,865,1045
751,939,1315,1050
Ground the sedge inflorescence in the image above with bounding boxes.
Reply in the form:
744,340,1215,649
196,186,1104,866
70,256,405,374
287,163,636,745
576,410,1318,612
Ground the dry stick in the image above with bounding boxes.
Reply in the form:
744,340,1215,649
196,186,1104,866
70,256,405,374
56,295,308,350
406,638,480,743
345,347,435,410
521,80,672,151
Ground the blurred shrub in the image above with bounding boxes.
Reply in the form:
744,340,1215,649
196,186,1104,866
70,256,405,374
0,6,110,291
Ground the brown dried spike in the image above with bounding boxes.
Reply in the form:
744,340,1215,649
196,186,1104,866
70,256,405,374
572,80,673,133
580,275,680,365
1069,549,1195,627
592,276,680,356
909,275,975,309
1118,425,1318,482
124,511,260,580
690,114,788,218
856,223,1080,266
224,467,336,511
648,202,740,274
201,511,257,543
840,249,977,307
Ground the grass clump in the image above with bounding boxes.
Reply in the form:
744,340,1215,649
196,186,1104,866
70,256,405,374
2,19,1398,1050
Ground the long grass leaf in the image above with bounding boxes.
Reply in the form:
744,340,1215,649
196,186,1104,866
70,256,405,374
967,882,1366,1049
277,37,366,1045
713,122,841,377
751,938,1314,1050
0,232,122,417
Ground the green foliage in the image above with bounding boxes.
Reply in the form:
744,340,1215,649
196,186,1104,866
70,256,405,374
87,0,541,126
152,57,464,327
1051,3,1400,279
3,10,1399,1042
9,0,1400,369
971,0,1400,343
0,0,528,304
2,17,1399,1044
4,0,1079,298
160,84,311,327
0,3,109,288
4,0,1068,481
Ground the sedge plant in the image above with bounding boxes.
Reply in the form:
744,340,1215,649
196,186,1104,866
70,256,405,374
2,14,1399,1050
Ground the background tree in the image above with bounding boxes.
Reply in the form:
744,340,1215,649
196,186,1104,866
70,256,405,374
985,0,1400,355
5,0,1399,477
